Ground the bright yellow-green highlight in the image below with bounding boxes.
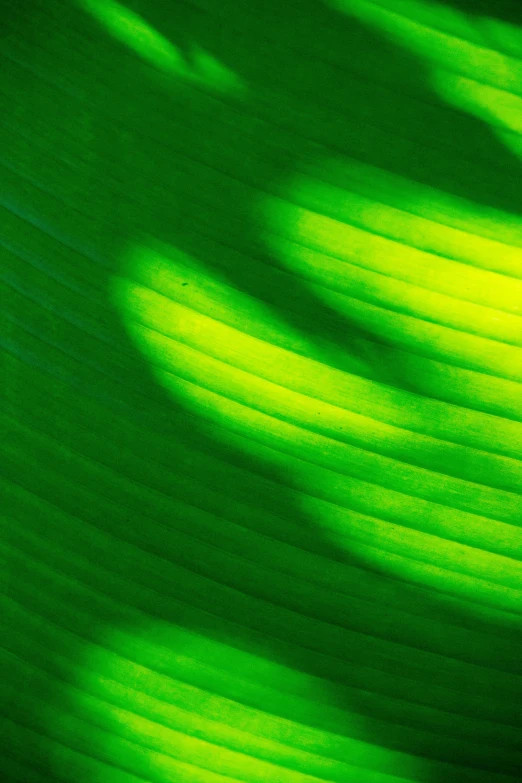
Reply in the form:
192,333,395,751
112,241,522,618
49,625,425,783
259,169,522,382
6,1,522,781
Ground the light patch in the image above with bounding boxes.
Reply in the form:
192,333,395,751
191,44,245,96
47,625,424,782
431,71,522,142
324,0,522,90
324,0,522,160
260,186,522,315
112,240,522,619
78,0,245,95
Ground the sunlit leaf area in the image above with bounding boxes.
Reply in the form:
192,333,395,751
3,0,522,781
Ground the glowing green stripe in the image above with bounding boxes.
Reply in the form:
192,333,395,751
5,383,521,629
6,481,522,695
326,0,522,93
4,1,522,781
4,404,522,621
2,585,519,783
4,437,522,656
0,646,430,783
